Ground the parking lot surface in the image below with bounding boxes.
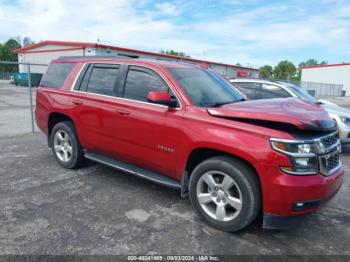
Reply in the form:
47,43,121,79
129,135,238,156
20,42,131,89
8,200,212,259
0,133,349,255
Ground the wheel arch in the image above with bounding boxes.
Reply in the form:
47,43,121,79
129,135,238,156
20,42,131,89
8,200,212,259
181,147,262,200
47,112,74,147
186,147,258,175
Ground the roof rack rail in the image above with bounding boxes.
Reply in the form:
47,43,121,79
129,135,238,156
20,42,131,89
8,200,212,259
56,56,201,68
57,56,200,65
58,56,127,60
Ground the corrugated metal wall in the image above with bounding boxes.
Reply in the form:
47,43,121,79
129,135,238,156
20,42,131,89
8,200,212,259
301,65,350,96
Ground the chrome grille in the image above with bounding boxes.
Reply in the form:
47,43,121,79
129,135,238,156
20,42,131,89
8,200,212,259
326,154,340,172
319,150,341,176
317,132,341,176
320,133,338,148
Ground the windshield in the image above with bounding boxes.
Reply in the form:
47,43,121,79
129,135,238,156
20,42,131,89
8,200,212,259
168,68,245,107
277,82,319,104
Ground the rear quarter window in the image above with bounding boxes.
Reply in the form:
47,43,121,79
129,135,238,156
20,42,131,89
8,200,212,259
40,63,75,88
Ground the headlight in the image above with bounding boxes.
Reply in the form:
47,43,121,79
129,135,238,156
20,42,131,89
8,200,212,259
270,140,316,155
270,139,317,175
340,116,350,126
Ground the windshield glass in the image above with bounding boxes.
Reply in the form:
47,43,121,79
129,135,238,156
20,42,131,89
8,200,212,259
169,68,245,107
277,82,319,104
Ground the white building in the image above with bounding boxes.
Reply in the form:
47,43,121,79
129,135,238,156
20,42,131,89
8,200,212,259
301,63,350,96
14,40,259,78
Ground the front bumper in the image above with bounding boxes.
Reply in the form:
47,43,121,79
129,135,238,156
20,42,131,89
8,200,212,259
259,163,344,229
263,181,342,229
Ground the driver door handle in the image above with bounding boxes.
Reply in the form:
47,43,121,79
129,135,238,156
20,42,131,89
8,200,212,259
72,100,83,105
115,109,131,116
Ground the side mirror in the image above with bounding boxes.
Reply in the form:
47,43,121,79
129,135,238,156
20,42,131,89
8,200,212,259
147,90,177,108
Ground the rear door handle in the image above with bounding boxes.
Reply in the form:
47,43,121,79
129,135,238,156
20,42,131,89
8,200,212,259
72,100,83,105
115,109,131,116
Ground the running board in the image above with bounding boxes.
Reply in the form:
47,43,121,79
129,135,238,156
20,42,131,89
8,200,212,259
84,151,181,190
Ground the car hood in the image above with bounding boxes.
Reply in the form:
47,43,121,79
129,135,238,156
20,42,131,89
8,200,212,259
207,98,336,131
321,103,350,116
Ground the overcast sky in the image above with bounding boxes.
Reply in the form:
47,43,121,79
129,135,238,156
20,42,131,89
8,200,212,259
0,0,349,67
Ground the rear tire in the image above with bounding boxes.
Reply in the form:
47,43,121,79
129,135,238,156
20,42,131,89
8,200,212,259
189,156,261,232
51,121,84,169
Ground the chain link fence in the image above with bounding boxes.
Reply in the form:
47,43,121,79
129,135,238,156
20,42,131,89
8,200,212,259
0,61,48,136
300,81,344,98
275,79,345,98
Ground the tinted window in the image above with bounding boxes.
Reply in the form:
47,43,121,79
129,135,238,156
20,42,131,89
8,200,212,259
76,64,93,91
41,63,74,88
261,84,291,99
86,66,119,96
169,68,244,107
123,66,167,102
235,82,262,100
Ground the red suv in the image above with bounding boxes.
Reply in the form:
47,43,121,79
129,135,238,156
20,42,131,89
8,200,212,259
35,57,344,231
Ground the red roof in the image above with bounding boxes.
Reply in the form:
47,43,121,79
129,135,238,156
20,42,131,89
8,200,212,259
14,40,259,71
302,63,350,69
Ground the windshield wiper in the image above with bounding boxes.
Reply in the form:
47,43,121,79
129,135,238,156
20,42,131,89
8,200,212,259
210,98,246,107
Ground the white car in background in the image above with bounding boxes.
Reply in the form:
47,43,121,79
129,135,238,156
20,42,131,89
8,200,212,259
230,78,350,144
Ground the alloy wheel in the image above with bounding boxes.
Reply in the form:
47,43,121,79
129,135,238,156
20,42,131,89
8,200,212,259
196,171,242,222
53,130,73,162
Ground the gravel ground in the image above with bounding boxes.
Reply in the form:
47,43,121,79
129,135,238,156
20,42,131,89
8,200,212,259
0,133,349,255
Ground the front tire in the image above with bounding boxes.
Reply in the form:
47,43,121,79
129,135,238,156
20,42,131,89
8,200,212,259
51,121,84,169
189,156,261,232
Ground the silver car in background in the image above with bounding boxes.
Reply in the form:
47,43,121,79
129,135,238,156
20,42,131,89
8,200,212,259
230,78,350,144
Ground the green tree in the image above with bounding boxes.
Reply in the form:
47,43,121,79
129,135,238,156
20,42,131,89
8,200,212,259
259,65,273,79
0,38,22,78
159,49,191,58
299,58,327,68
5,38,21,50
0,38,22,61
273,60,297,80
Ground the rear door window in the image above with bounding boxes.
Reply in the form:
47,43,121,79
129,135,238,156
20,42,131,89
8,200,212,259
86,65,119,96
261,84,291,99
41,63,75,88
235,82,262,100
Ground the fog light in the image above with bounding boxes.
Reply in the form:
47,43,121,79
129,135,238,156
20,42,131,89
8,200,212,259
292,200,322,211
